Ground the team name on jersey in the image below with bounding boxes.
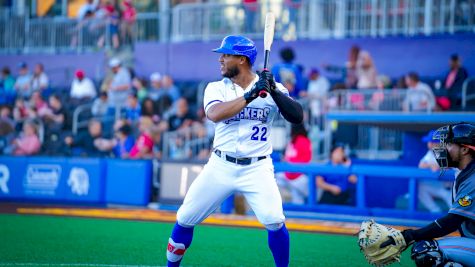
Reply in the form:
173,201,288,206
224,107,271,124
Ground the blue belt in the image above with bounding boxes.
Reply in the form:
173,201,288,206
214,149,267,165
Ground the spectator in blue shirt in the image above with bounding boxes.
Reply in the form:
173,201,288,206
113,123,135,158
271,47,304,98
316,143,357,205
124,93,141,123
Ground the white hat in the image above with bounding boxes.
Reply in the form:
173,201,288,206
150,72,162,82
109,58,121,68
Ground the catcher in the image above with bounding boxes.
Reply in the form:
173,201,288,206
358,122,475,267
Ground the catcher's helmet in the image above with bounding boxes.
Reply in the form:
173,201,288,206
213,35,257,65
433,122,475,168
434,122,475,150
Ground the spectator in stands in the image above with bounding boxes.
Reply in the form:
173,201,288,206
120,0,136,46
129,116,154,159
323,45,360,89
105,58,131,112
70,69,97,106
440,54,469,110
13,97,34,121
276,123,312,204
14,62,32,99
271,47,304,98
316,143,357,205
417,130,452,213
30,63,49,92
43,94,70,133
165,97,195,132
124,92,141,123
64,119,106,157
0,106,15,154
303,68,330,125
77,0,97,20
91,91,109,117
41,94,72,156
148,72,172,116
29,91,49,118
0,105,15,130
403,72,436,112
132,77,148,103
1,67,16,105
9,120,41,156
356,50,378,89
71,10,98,48
161,74,181,103
282,0,302,39
141,97,160,123
97,0,120,49
346,45,360,88
242,0,258,33
148,72,164,100
112,123,135,158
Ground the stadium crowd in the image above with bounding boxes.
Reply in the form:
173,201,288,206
0,57,212,160
0,44,472,160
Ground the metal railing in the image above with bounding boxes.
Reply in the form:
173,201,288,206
0,12,163,53
72,102,118,135
1,0,474,53
326,88,434,112
461,76,475,110
161,126,212,160
172,0,475,42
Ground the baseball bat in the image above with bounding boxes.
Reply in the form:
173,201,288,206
259,12,275,98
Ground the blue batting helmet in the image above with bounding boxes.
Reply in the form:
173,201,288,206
213,35,257,65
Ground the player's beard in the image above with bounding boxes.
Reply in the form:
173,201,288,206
222,65,240,79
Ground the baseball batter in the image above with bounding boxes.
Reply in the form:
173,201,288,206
381,122,475,266
166,35,303,267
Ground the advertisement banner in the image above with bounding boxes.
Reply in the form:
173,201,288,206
0,157,105,203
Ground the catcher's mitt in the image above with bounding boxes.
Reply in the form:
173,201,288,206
358,220,408,266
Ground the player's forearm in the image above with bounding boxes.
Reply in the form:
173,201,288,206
403,213,465,242
206,97,248,122
270,89,303,124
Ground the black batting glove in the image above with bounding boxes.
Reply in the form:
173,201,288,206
260,70,277,94
244,74,270,103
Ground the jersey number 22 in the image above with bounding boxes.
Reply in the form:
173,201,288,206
251,126,267,141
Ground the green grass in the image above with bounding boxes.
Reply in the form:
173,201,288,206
0,214,414,266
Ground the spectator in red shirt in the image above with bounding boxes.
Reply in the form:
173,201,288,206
120,0,136,46
129,116,154,159
242,0,259,33
276,123,312,204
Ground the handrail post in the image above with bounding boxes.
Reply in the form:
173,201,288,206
308,171,316,207
408,177,417,212
356,174,365,209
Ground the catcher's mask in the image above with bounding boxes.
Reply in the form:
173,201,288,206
432,122,475,169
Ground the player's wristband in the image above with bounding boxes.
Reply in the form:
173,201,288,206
244,89,256,103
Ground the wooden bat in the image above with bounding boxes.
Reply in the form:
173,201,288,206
259,12,275,98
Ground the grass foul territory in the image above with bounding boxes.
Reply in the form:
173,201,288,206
0,214,413,266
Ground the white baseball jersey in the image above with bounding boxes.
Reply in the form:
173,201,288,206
203,74,289,157
176,74,288,228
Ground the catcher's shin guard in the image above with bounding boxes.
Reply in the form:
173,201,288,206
411,240,445,267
